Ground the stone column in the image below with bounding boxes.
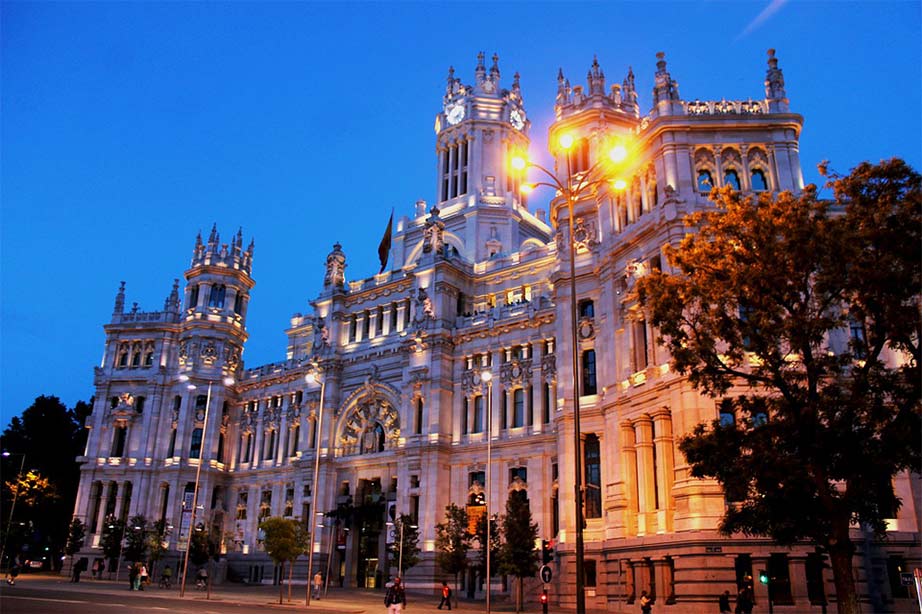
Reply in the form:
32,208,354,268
634,416,656,533
651,408,675,532
620,421,639,536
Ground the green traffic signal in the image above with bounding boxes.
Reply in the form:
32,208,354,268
759,569,769,585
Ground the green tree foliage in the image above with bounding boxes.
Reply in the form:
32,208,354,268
434,503,471,608
474,512,501,585
188,524,215,567
123,515,148,563
635,159,921,614
386,513,420,575
100,515,125,568
1,395,91,569
146,519,171,575
259,516,307,604
499,493,539,612
64,517,86,573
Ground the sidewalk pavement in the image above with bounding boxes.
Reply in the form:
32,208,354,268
6,572,603,613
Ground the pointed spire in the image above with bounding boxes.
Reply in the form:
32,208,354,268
165,278,180,312
512,71,521,97
653,51,681,105
113,281,126,314
490,53,500,80
621,67,639,115
556,68,569,107
208,223,217,244
588,55,605,96
475,51,486,85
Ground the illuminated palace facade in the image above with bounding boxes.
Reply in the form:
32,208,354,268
73,51,920,612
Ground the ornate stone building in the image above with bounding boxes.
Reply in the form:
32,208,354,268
73,50,920,612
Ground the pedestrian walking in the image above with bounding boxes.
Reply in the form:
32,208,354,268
438,581,452,609
6,562,20,585
91,559,100,580
129,562,139,590
384,576,407,613
719,589,732,613
312,571,323,600
71,557,88,583
139,563,149,589
639,589,653,614
96,559,105,580
735,585,754,614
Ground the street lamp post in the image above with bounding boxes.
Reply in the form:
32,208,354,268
0,451,26,568
512,136,629,614
178,374,234,598
481,369,493,614
304,365,326,607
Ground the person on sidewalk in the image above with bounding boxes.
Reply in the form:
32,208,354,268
6,562,20,585
312,571,323,600
719,590,732,613
384,576,407,613
639,589,653,613
129,562,140,590
438,581,452,610
139,563,149,589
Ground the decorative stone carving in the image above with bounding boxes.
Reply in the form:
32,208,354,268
201,339,218,365
224,345,240,371
324,243,347,289
340,397,400,455
413,288,434,326
500,358,532,387
423,207,445,255
572,217,598,250
542,354,557,385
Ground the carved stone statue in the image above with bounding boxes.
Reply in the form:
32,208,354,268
324,243,347,288
423,207,445,255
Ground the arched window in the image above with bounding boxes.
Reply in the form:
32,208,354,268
578,299,595,318
131,348,141,367
143,345,154,366
584,434,602,519
751,169,768,191
697,170,713,192
581,349,598,395
724,169,741,190
117,348,129,368
188,285,200,310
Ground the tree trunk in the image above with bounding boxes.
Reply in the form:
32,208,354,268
454,572,460,609
828,539,861,614
516,576,523,612
278,561,284,605
287,559,293,602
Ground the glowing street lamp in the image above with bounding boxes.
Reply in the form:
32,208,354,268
481,369,493,614
304,365,326,607
178,373,234,598
510,134,630,614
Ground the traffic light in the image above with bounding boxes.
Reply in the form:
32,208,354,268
759,569,769,585
540,588,549,614
541,539,555,564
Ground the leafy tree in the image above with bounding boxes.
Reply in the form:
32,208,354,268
259,517,307,604
100,515,125,571
64,517,86,573
386,513,420,577
146,518,171,577
123,514,148,562
1,395,91,569
635,159,921,614
474,512,501,592
188,523,214,567
4,470,57,508
435,503,471,607
499,493,539,613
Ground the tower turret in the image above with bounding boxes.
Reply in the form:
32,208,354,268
180,225,255,379
764,48,789,112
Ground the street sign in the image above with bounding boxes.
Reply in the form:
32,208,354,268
901,572,914,586
540,565,552,583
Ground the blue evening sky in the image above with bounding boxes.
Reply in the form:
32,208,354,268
2,1,919,425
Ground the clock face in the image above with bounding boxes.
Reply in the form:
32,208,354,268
510,108,525,131
446,103,465,125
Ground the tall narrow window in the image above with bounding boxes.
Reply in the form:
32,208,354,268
391,303,399,330
513,389,525,428
159,485,170,525
234,292,245,315
208,284,226,308
751,169,768,191
473,395,484,433
349,315,357,342
633,320,649,371
461,397,469,435
849,317,868,359
189,427,203,458
441,148,450,201
362,311,370,339
290,424,299,456
414,398,423,435
584,434,602,519
458,141,468,196
167,428,177,457
582,349,597,395
112,424,127,457
543,383,551,424
216,432,225,464
135,396,145,414
188,285,200,310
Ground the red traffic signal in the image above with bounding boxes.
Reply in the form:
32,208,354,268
540,589,549,604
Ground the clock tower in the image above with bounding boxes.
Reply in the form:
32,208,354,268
434,52,547,262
